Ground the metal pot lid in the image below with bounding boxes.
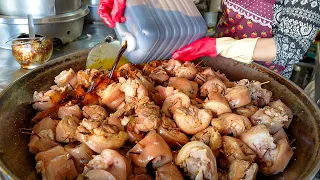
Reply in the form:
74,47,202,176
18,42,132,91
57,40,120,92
0,5,89,25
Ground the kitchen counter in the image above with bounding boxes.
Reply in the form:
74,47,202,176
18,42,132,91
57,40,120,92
0,23,114,92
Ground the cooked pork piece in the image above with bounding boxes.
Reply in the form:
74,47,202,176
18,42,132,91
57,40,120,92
240,124,293,176
54,68,78,89
98,82,125,110
211,113,252,137
82,105,108,122
213,70,235,88
225,85,251,109
168,77,198,99
270,100,293,128
119,77,149,103
133,98,161,133
173,61,198,80
174,105,212,135
35,145,78,180
128,131,173,169
191,126,222,153
234,104,258,118
149,70,170,83
28,117,59,154
250,106,288,134
135,72,155,92
76,121,128,153
128,174,154,180
55,116,80,143
221,136,256,162
65,143,94,173
83,149,130,180
200,78,227,97
58,103,82,119
203,92,232,116
259,138,294,175
157,116,189,148
194,67,216,85
151,86,174,106
77,69,101,89
85,169,116,180
228,159,258,180
155,163,184,180
175,141,218,180
237,79,272,107
161,91,191,118
33,86,67,111
240,125,276,158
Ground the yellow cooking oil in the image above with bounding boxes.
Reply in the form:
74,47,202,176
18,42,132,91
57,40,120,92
87,57,129,70
86,41,130,70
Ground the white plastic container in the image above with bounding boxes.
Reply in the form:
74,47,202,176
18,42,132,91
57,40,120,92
114,0,207,64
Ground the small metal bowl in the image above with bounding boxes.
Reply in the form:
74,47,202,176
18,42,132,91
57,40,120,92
10,34,53,69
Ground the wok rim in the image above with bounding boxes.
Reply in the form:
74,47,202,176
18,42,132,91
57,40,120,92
0,49,319,180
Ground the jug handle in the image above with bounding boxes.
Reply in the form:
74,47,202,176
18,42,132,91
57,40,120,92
115,23,136,52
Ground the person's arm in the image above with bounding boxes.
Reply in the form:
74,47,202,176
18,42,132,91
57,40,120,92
172,37,261,64
172,1,320,67
268,0,320,77
252,38,276,62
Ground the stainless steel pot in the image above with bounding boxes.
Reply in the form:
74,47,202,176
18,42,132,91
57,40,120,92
85,5,101,23
0,5,89,49
83,0,101,23
0,50,319,179
83,0,100,6
0,0,82,18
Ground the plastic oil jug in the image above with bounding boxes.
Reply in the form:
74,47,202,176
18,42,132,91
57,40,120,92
114,0,208,64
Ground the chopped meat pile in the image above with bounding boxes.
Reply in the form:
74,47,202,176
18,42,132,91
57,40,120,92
26,60,295,180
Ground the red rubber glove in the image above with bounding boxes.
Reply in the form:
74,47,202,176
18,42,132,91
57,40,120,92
173,37,259,64
98,0,126,28
172,37,218,61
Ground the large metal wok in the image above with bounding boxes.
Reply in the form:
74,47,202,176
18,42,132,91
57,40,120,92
0,49,319,180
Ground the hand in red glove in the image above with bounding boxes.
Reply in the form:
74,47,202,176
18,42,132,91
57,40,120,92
172,37,259,64
172,37,217,62
98,0,126,28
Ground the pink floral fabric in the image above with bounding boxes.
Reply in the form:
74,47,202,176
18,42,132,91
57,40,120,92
215,0,286,74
